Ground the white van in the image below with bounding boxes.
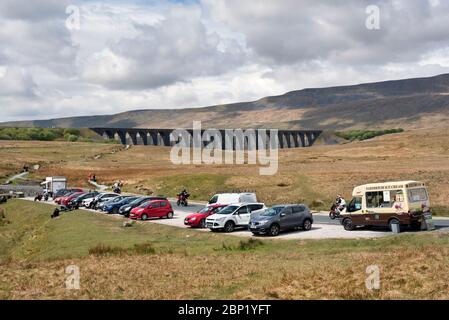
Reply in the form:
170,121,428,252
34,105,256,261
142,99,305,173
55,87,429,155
208,193,257,205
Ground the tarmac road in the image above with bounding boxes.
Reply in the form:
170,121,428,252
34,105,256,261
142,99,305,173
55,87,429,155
169,200,449,228
19,197,449,239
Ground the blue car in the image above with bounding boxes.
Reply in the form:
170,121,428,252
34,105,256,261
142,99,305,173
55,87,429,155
103,196,139,214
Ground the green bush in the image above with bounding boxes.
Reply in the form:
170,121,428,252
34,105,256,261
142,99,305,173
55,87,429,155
336,128,404,141
0,127,79,142
63,128,80,136
65,134,78,142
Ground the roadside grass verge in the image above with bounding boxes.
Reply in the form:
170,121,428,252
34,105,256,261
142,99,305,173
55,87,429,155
2,199,449,299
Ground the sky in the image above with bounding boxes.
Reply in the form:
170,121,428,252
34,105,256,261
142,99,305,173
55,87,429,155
1,0,449,121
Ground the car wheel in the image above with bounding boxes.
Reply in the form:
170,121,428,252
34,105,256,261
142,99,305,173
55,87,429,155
343,218,355,231
389,218,401,232
167,212,174,219
112,207,119,215
224,221,235,233
199,219,206,228
142,214,148,221
268,224,280,237
302,219,312,231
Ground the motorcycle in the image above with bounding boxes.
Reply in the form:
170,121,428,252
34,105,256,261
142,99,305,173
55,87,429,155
113,186,122,194
329,203,341,220
177,193,189,207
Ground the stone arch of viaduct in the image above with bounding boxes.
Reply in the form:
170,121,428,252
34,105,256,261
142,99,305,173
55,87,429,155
90,128,322,149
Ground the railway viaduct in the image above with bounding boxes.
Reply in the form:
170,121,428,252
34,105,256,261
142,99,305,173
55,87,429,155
90,127,322,149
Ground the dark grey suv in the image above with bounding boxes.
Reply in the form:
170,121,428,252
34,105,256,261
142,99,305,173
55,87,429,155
249,204,313,236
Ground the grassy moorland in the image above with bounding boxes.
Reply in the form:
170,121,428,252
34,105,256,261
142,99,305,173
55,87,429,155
1,199,449,299
0,127,448,214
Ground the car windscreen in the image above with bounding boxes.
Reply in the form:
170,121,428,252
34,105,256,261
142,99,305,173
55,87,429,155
261,206,285,216
125,197,139,204
138,201,151,208
217,205,239,215
198,207,212,214
128,198,144,206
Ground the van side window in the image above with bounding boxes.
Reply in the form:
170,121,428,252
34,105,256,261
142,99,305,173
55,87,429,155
366,192,383,208
348,197,362,212
367,190,404,208
209,196,218,204
408,188,428,202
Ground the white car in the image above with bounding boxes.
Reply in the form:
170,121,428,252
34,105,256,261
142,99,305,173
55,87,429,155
206,203,266,233
81,197,95,208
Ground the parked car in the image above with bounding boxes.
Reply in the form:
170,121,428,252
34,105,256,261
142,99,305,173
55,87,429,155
249,204,313,236
55,191,82,205
184,204,227,228
69,192,99,208
129,199,174,220
208,193,257,205
54,188,83,199
206,203,266,232
119,196,168,217
340,180,431,232
88,193,118,209
102,196,139,214
59,192,84,207
96,194,126,210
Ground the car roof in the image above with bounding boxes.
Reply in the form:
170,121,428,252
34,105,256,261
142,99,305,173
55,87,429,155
272,204,306,207
225,203,264,207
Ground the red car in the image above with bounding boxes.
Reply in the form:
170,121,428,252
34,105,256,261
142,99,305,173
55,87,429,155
184,204,227,228
129,199,174,220
55,192,83,206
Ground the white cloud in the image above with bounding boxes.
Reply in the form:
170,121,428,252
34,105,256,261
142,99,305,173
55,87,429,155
1,0,449,122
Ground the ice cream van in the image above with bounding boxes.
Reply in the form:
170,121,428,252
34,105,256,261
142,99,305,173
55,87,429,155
340,181,431,231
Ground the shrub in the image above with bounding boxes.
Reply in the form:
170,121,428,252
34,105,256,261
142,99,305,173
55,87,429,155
219,238,265,251
63,128,80,136
133,243,156,255
88,244,126,256
238,238,264,251
65,134,78,142
336,128,404,141
0,127,66,141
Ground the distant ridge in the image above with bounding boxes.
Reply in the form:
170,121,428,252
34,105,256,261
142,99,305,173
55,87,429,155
2,73,449,130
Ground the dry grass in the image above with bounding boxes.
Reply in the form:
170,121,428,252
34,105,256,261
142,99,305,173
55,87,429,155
1,235,449,300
